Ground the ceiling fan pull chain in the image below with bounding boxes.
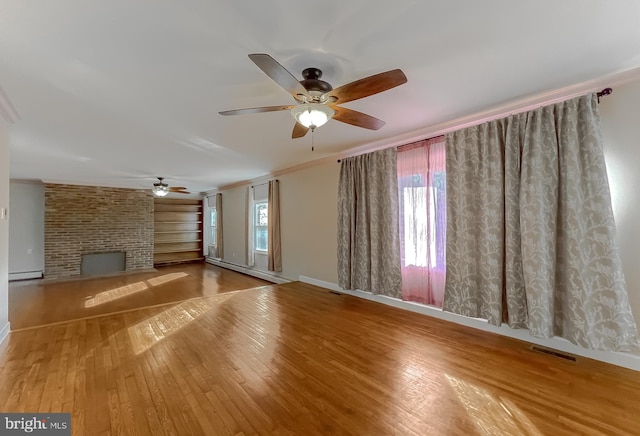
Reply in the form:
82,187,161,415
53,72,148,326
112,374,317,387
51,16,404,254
311,130,315,152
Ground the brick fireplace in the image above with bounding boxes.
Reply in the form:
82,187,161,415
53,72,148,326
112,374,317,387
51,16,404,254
44,184,154,279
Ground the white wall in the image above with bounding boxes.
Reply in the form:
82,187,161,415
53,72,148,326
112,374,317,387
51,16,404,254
216,160,340,283
8,181,44,279
600,79,640,321
279,161,340,283
0,119,10,343
221,185,248,266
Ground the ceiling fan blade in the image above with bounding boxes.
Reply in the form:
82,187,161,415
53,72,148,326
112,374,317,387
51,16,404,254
170,189,191,194
331,106,386,130
168,187,187,191
248,54,310,100
326,69,407,104
219,105,295,116
292,122,309,139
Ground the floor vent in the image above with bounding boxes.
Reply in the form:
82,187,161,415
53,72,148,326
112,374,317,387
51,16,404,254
329,291,342,296
531,345,577,362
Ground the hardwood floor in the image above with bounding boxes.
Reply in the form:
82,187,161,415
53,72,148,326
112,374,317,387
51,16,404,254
2,264,640,435
8,263,271,330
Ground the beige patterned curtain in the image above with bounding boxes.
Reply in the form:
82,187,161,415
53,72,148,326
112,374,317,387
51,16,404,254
267,180,282,272
215,193,223,259
444,93,638,351
337,148,401,297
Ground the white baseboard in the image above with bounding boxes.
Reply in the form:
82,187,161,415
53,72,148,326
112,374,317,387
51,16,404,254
0,322,10,346
299,275,640,372
206,258,292,284
9,270,43,281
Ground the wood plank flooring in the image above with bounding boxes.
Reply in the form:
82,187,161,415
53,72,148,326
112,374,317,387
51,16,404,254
2,264,640,435
9,263,270,330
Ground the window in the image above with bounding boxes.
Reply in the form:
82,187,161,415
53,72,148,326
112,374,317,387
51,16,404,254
399,172,446,269
254,201,268,252
210,207,217,247
397,137,446,307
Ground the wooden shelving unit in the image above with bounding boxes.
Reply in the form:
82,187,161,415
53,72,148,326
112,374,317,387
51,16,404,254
154,198,204,266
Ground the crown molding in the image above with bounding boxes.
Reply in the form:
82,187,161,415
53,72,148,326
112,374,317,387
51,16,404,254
41,179,148,190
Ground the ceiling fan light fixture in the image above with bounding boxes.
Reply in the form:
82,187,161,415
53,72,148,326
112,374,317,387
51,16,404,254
291,103,334,129
152,185,169,197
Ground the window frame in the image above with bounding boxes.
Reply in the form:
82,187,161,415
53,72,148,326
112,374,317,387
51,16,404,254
253,200,268,253
210,207,217,248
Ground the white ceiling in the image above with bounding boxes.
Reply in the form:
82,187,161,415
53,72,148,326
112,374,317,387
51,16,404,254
2,1,639,194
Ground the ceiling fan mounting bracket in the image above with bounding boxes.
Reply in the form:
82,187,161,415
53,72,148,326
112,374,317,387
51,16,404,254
153,177,167,188
300,67,333,94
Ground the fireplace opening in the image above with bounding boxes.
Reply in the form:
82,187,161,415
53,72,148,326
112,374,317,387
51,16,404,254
81,251,126,276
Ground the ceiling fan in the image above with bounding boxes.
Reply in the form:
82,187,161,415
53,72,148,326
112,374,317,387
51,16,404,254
152,177,190,197
219,54,408,138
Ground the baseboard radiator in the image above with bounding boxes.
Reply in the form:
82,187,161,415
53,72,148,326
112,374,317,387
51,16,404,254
206,258,291,284
9,270,43,281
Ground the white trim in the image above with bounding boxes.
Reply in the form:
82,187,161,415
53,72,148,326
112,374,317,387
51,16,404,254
42,180,151,190
247,186,255,267
0,322,10,346
9,270,43,281
207,245,216,257
299,275,640,372
41,180,206,198
206,258,291,284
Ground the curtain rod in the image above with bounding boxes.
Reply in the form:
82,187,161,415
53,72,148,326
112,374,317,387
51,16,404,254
397,135,445,152
251,179,278,188
597,87,612,103
337,135,445,162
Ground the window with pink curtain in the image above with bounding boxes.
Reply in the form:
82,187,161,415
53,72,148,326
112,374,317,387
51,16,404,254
397,137,446,307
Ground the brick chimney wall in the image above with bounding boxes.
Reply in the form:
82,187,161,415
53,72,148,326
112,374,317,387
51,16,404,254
44,184,153,279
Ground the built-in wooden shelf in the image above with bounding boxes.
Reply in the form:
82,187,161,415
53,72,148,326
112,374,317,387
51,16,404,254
154,221,201,224
155,240,202,244
154,198,204,266
154,248,204,254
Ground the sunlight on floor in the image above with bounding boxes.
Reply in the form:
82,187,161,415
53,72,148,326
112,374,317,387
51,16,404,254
146,272,188,287
84,272,189,308
128,293,235,354
84,281,148,307
446,374,542,436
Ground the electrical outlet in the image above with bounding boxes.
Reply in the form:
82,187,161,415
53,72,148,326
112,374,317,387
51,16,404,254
0,208,6,220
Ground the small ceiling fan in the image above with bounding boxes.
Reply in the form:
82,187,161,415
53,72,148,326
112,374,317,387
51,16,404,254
219,54,407,138
152,177,190,197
